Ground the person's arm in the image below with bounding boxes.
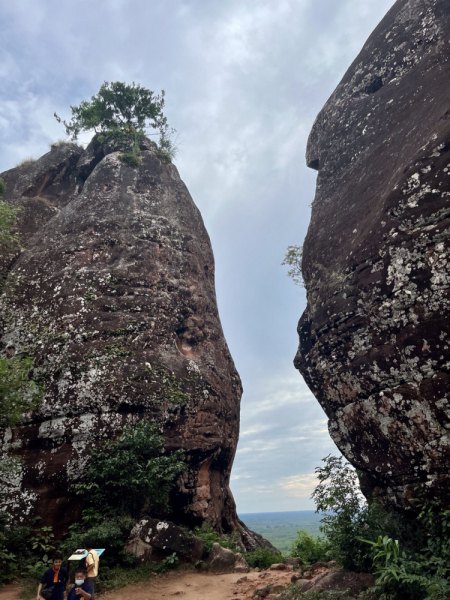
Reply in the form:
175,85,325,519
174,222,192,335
86,553,94,576
75,588,91,600
37,583,43,599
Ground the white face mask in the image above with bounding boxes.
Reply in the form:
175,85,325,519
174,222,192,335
75,579,84,585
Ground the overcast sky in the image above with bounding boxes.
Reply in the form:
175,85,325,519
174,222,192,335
1,0,396,513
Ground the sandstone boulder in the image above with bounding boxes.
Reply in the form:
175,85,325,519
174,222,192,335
207,543,250,574
269,563,287,571
296,570,375,597
283,557,303,567
0,136,259,546
126,518,204,563
296,0,450,509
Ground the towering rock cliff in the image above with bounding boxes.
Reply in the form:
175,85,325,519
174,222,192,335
0,138,257,546
296,0,450,510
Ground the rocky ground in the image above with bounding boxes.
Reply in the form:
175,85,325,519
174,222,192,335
0,559,374,600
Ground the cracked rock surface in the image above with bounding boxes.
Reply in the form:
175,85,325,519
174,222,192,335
0,138,261,547
296,0,450,510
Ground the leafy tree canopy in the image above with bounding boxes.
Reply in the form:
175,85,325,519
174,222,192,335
55,81,170,140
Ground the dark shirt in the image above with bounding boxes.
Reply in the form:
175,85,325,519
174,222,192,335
67,581,94,600
40,567,69,600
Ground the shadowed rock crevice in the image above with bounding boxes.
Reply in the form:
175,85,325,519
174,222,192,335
296,0,450,511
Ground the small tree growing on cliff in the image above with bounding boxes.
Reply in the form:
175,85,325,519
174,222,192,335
0,178,20,247
282,244,303,286
54,81,177,162
0,356,43,428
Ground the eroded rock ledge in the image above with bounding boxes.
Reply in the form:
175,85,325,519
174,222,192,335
0,137,261,548
296,0,450,510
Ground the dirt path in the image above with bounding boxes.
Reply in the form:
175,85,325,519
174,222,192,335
1,569,294,600
102,570,293,600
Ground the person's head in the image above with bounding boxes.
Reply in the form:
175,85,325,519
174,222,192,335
84,539,93,550
52,555,63,570
75,569,87,585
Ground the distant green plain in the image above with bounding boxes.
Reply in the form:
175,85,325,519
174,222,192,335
240,511,323,553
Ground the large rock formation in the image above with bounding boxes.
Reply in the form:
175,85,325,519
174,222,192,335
0,137,259,547
296,0,450,510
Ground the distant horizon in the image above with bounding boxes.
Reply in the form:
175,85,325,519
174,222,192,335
239,509,316,515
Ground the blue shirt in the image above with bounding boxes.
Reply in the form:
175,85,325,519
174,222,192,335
67,581,94,600
40,567,69,600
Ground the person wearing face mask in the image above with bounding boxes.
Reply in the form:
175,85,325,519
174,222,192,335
67,569,93,600
37,555,69,600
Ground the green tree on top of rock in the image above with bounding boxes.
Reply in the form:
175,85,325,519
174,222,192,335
54,81,177,162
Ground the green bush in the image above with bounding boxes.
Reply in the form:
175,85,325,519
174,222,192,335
312,455,450,598
243,547,281,570
76,421,186,519
362,501,450,600
0,177,5,196
58,510,135,567
363,534,449,600
118,152,141,168
0,200,20,246
312,455,409,572
193,524,237,556
291,530,330,564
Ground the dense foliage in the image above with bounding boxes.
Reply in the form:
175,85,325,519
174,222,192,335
243,547,282,570
55,81,177,161
0,422,187,592
291,529,330,564
76,421,186,519
311,455,450,599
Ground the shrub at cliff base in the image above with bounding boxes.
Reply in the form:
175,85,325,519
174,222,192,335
291,529,330,564
0,422,187,593
243,547,283,571
312,455,450,600
75,420,186,519
193,524,238,557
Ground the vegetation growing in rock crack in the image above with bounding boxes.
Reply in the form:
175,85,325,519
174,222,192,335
0,356,43,428
282,245,303,286
54,80,178,163
0,178,20,247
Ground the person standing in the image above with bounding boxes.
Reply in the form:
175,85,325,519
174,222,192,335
37,555,69,600
84,541,99,592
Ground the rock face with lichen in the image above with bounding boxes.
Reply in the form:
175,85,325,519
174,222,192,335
296,0,450,511
0,137,260,548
